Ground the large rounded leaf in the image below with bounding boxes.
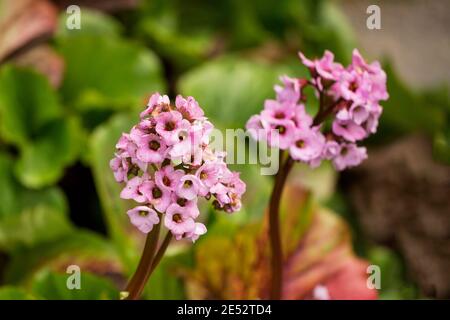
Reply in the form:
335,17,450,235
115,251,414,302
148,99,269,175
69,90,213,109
57,35,166,111
0,65,62,147
14,117,84,188
31,271,118,300
179,56,291,130
0,152,72,252
4,231,123,286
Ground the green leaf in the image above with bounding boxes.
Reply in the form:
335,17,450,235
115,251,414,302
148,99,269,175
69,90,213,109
434,129,450,164
0,287,34,300
179,56,294,130
57,35,166,112
0,65,82,188
368,246,420,299
135,0,223,69
318,1,355,63
0,153,67,219
14,117,84,188
0,205,73,253
56,9,123,38
0,152,71,252
0,65,61,147
89,112,140,270
31,271,118,300
4,230,123,285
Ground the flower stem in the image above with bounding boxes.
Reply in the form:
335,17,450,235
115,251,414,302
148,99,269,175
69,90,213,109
268,154,294,300
150,232,172,274
125,219,162,300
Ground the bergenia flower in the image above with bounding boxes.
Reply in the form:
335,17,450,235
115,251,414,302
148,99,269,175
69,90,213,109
127,206,160,234
246,49,388,301
111,93,245,242
246,49,388,170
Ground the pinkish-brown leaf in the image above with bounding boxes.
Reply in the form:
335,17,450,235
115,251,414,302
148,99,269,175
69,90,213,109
13,45,64,87
185,184,377,300
0,0,58,63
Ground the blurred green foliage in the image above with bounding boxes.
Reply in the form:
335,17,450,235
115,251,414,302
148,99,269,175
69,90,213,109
0,0,447,300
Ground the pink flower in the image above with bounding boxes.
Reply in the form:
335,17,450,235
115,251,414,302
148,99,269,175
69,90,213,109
292,104,313,129
331,70,363,101
332,143,367,171
175,95,205,121
266,118,297,149
168,121,206,165
246,49,387,171
185,222,207,242
363,103,382,134
127,206,160,233
155,111,189,145
196,162,221,196
112,93,245,238
210,184,230,208
246,115,268,141
323,140,341,160
176,174,201,200
314,51,344,81
261,100,296,122
164,204,196,239
274,75,301,104
155,166,185,192
349,103,370,125
140,93,170,119
116,133,132,151
110,155,128,183
120,175,147,203
289,128,325,162
211,170,246,213
136,133,167,163
171,194,200,218
140,180,171,213
332,120,366,142
299,50,344,81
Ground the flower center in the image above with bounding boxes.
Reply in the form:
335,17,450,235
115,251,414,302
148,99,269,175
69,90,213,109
275,125,286,134
173,213,183,223
149,140,160,151
200,172,208,180
163,176,171,186
341,147,348,156
152,187,162,199
354,106,364,115
139,210,148,217
349,81,358,92
274,112,285,119
183,180,193,188
296,140,305,148
177,198,187,207
165,121,176,131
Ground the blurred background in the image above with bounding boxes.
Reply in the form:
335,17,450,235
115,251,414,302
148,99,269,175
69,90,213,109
0,0,448,300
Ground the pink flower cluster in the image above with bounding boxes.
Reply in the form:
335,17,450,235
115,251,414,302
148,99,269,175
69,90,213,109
110,93,245,241
246,49,388,170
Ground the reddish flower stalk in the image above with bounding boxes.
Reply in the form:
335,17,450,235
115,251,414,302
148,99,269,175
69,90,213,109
125,219,162,300
268,154,294,299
